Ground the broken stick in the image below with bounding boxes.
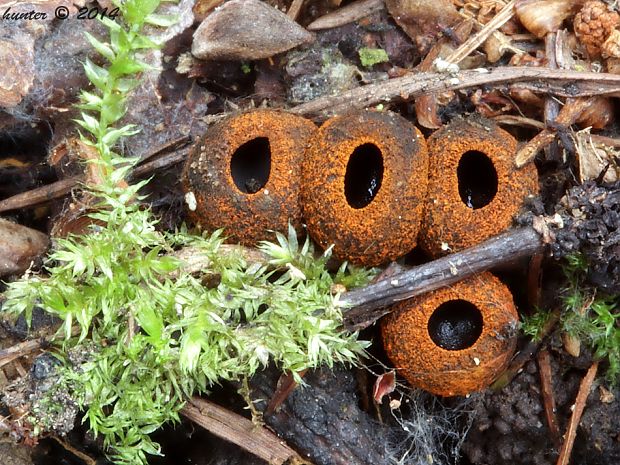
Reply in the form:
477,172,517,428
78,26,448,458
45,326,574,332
342,226,544,330
181,396,311,465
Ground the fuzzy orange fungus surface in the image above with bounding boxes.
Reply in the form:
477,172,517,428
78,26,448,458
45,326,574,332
181,109,316,245
381,272,518,397
419,116,538,257
301,110,429,266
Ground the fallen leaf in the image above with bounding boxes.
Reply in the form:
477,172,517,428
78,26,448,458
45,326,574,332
574,130,620,183
373,370,396,404
385,0,461,53
192,0,315,61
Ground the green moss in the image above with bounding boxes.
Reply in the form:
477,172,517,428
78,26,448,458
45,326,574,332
358,47,389,67
520,253,620,385
0,1,375,464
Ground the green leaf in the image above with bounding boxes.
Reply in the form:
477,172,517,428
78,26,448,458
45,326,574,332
144,13,177,27
102,125,139,146
83,58,110,90
85,32,116,62
75,112,100,135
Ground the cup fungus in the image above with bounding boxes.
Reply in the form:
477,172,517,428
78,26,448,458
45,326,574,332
381,272,518,397
301,110,429,266
419,117,538,257
181,109,316,245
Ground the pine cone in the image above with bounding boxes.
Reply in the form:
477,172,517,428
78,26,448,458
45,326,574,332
574,1,620,57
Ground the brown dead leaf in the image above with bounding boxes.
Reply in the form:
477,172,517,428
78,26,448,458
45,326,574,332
192,0,315,61
574,129,620,183
385,0,461,53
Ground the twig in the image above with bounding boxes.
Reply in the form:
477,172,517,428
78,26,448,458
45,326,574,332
170,244,270,278
589,134,620,147
538,349,561,447
306,0,384,30
527,253,544,309
51,436,97,465
0,338,46,369
445,0,516,65
492,308,561,390
342,226,544,331
515,97,592,167
291,67,620,121
181,397,312,465
544,33,562,161
556,361,599,465
0,148,189,214
492,114,546,129
0,177,79,213
287,0,305,20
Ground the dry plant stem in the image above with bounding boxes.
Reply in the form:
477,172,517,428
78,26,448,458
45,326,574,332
556,361,599,465
492,308,561,390
306,0,384,30
515,97,592,167
181,397,311,465
266,369,307,414
291,67,620,121
51,436,97,465
527,253,544,308
170,244,270,278
589,134,620,147
493,114,545,129
0,177,79,213
444,0,516,65
342,226,543,331
544,33,562,161
287,0,304,20
0,148,190,214
0,338,45,369
537,349,561,447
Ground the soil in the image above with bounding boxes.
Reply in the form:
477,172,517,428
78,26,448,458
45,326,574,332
1,1,619,465
463,345,620,465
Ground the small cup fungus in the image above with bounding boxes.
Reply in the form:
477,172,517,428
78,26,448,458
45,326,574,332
418,117,538,257
181,109,316,245
301,110,429,266
381,272,518,397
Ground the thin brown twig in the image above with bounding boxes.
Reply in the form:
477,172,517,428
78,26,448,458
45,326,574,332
181,397,312,465
0,338,46,369
556,361,599,465
538,349,561,447
306,0,384,30
342,227,544,331
51,436,97,465
0,148,190,214
492,308,561,390
291,67,620,121
445,0,516,65
515,97,592,167
492,114,546,129
287,0,305,20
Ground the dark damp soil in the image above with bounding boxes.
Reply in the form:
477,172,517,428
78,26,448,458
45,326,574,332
462,344,620,465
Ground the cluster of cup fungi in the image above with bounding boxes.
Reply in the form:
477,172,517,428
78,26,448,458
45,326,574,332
181,109,539,397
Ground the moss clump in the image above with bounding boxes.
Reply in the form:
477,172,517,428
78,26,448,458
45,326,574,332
0,1,374,464
358,47,389,67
